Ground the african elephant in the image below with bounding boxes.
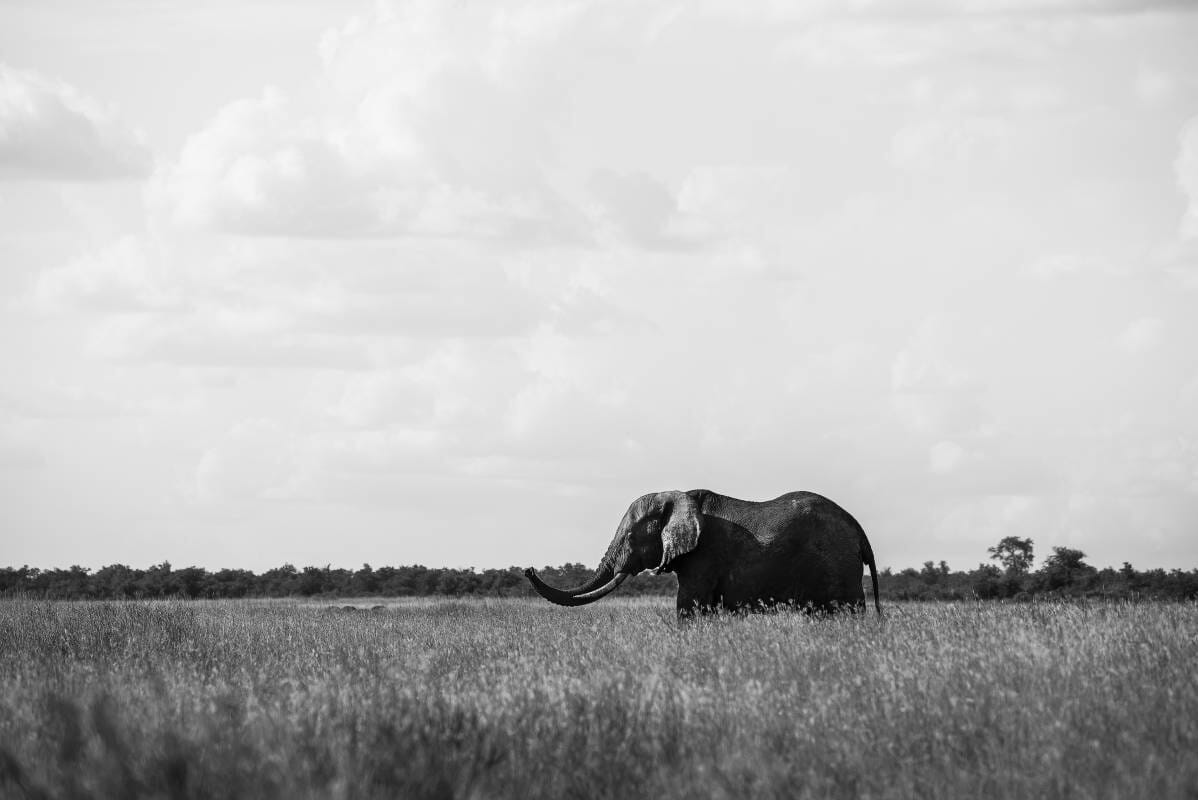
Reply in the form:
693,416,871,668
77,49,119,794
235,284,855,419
525,489,881,616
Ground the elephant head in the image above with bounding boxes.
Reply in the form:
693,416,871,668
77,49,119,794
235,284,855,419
524,490,701,606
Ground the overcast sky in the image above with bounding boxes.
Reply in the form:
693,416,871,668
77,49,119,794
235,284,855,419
2,0,1197,574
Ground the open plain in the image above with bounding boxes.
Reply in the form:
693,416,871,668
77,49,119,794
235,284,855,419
1,598,1195,799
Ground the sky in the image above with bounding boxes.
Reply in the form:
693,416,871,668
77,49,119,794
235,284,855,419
2,0,1197,574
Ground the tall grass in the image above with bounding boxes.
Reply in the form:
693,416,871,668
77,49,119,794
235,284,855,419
1,598,1195,799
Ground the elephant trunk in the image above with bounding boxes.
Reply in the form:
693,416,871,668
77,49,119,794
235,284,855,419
524,564,629,607
526,513,639,607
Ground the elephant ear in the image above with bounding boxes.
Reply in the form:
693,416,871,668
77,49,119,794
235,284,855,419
655,491,701,573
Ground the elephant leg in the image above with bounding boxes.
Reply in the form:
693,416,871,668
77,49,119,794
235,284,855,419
675,575,719,619
803,597,866,616
676,596,706,619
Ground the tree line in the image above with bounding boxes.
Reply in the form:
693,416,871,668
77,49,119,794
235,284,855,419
881,538,1198,601
0,562,676,601
2,538,1196,601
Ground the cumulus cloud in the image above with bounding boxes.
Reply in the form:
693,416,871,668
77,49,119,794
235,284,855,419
588,170,684,248
147,4,592,241
147,86,535,239
0,64,150,181
148,88,377,236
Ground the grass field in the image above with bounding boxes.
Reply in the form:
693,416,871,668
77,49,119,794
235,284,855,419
1,598,1195,799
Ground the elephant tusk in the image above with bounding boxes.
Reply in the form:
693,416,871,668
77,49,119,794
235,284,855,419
524,567,629,606
571,572,628,600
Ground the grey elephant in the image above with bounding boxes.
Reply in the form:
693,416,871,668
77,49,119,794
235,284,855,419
525,489,881,616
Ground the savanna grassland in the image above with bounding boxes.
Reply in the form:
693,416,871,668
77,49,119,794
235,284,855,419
1,598,1195,800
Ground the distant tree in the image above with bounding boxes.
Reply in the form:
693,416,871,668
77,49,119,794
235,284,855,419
886,566,934,600
138,561,172,598
988,537,1035,575
297,566,330,596
326,567,352,594
408,566,436,596
972,563,1001,599
351,564,378,595
479,567,525,597
1164,569,1198,600
261,564,299,595
1043,547,1090,572
93,564,137,598
434,570,462,595
0,566,35,595
203,568,256,598
1038,546,1096,590
168,567,206,598
47,566,92,598
974,563,1000,579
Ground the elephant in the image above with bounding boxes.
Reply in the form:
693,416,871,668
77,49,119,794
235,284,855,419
525,489,881,616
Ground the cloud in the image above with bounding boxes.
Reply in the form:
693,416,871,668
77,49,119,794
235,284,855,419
306,267,547,339
29,233,563,370
0,420,45,471
702,0,1192,24
924,493,1045,555
32,236,180,312
929,440,966,474
588,170,682,248
1022,252,1094,280
674,166,810,245
88,311,378,369
891,314,988,437
28,235,380,367
891,116,1013,174
190,344,532,508
193,419,304,503
330,340,528,435
147,4,589,241
1154,238,1198,289
0,382,131,420
0,63,150,181
1116,317,1164,354
1135,64,1175,105
9,0,1198,572
1179,115,1198,239
332,371,439,430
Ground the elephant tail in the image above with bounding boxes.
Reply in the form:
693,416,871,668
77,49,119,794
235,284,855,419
861,535,882,615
